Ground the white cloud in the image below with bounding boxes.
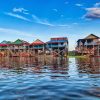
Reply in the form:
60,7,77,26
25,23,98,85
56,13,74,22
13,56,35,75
75,3,83,7
94,2,100,7
52,9,58,12
5,8,71,27
72,23,78,25
61,15,64,17
65,1,69,4
32,14,71,27
0,27,33,37
32,15,54,26
57,24,70,27
5,12,31,22
84,7,100,19
5,12,69,27
83,2,100,20
13,7,29,14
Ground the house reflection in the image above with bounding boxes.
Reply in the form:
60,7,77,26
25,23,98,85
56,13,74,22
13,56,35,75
0,57,69,75
31,57,69,75
76,57,100,74
49,57,69,75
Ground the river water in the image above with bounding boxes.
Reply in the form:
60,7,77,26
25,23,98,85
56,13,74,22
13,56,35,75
0,57,100,100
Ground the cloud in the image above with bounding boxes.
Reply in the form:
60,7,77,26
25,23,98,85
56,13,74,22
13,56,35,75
13,7,29,14
65,1,69,4
94,2,100,7
83,2,100,20
84,7,100,19
5,8,71,27
61,15,64,17
5,12,69,27
72,23,78,25
57,24,70,27
5,12,31,22
75,3,83,7
52,9,58,12
32,14,71,27
32,15,54,26
0,27,34,37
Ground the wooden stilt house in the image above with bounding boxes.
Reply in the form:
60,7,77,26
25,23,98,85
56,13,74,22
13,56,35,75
30,39,45,54
10,39,30,57
94,40,100,56
76,34,100,56
46,37,68,57
0,40,12,57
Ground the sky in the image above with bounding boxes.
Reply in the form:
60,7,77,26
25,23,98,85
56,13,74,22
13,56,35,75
0,0,100,50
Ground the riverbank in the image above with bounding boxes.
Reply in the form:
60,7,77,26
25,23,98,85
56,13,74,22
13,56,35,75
68,55,87,58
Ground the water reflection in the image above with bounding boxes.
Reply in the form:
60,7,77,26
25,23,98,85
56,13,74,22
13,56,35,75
76,57,100,74
0,57,100,76
68,58,79,78
0,57,100,100
0,57,69,75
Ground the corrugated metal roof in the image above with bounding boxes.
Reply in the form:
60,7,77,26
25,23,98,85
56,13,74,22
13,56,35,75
51,37,68,40
31,39,44,45
84,34,99,39
0,44,8,47
47,40,68,44
13,39,29,45
77,34,100,42
1,40,12,44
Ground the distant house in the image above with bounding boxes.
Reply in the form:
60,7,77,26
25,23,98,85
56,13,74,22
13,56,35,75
30,39,45,54
1,40,12,44
46,37,68,56
0,44,8,51
0,40,12,50
76,34,100,56
0,37,69,57
10,39,30,51
13,39,29,45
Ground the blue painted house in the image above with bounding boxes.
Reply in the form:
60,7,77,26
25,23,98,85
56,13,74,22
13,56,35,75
46,37,68,56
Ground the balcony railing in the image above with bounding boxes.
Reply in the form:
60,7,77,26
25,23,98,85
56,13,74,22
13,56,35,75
46,44,67,48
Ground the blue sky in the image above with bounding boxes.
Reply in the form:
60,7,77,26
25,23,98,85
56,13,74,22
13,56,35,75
0,0,100,50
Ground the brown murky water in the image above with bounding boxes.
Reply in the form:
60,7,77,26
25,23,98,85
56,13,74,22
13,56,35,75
0,57,100,100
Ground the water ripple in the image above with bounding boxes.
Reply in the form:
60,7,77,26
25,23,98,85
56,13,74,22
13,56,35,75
0,57,100,100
